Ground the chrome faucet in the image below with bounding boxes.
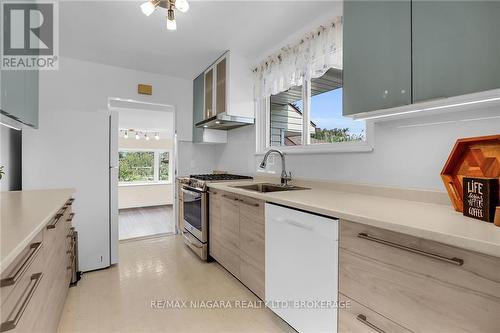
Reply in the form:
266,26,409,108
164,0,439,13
259,149,292,186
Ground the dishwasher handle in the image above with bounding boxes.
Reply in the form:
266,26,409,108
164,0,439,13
277,218,314,231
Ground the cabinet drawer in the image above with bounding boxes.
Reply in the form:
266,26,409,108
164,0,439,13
340,250,500,332
338,293,412,333
0,251,45,332
0,232,43,305
340,220,500,298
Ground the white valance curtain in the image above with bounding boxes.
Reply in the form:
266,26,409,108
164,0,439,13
253,17,343,99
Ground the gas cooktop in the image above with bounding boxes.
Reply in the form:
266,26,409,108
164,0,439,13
189,174,253,181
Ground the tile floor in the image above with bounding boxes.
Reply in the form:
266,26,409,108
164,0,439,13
119,205,175,240
57,235,294,333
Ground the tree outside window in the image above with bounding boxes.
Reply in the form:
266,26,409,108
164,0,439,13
119,150,171,183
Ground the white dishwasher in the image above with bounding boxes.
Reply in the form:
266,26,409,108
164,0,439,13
266,203,339,333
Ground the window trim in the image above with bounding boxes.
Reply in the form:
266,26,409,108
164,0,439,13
118,148,173,185
256,76,374,155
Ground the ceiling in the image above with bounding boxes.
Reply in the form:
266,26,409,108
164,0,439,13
59,1,342,79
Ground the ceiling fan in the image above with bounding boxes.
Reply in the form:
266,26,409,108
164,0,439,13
140,0,189,31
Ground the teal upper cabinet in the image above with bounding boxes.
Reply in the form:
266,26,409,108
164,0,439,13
0,70,39,128
343,0,412,116
412,1,500,103
193,73,205,142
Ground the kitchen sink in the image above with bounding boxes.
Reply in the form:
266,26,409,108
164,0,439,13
231,183,309,193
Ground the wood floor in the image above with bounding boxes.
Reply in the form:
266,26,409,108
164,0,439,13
57,235,294,333
119,205,175,240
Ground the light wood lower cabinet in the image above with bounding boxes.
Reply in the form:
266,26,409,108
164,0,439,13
209,189,265,299
338,293,412,333
0,197,75,333
339,220,500,333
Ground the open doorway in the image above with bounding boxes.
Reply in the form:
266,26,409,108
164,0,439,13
109,99,176,242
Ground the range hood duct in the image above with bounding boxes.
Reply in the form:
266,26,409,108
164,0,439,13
195,113,254,130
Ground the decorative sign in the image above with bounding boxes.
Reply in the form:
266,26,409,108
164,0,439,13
463,177,499,222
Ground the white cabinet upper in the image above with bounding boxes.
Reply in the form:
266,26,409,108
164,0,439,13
0,70,39,128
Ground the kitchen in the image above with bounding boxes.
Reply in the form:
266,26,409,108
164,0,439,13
1,1,500,333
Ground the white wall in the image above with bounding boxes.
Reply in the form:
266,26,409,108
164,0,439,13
215,106,500,191
119,184,173,209
22,57,196,271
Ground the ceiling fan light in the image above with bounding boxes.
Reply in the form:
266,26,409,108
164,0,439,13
140,1,157,16
176,0,189,13
166,9,177,30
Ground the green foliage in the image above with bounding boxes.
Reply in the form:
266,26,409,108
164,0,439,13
159,152,169,181
0,166,4,180
119,152,154,182
311,128,365,143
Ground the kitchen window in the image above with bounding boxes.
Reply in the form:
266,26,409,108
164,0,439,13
254,18,373,154
119,150,172,184
259,68,372,154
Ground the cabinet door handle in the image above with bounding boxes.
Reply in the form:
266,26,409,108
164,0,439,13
357,233,464,266
356,314,386,333
0,273,43,332
66,213,75,222
0,243,42,287
65,198,75,206
238,199,259,207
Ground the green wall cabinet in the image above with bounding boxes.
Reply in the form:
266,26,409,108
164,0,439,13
0,70,39,128
343,0,412,116
343,1,500,117
412,1,500,103
192,72,204,143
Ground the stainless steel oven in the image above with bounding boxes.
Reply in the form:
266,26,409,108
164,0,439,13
181,185,208,260
179,174,253,261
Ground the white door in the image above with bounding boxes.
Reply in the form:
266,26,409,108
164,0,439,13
265,203,339,333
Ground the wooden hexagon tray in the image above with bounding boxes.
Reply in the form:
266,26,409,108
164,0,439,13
441,135,500,212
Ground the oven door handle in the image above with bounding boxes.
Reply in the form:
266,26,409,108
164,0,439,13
181,188,203,202
182,232,203,249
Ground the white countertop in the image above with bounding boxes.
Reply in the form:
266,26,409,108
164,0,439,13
1,189,75,271
208,181,500,258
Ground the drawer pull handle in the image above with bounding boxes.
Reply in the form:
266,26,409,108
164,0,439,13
67,213,75,222
357,233,464,266
0,273,43,332
222,194,239,201
0,243,42,287
46,213,64,229
238,199,259,207
356,314,386,333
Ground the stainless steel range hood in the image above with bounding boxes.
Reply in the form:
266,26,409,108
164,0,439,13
195,113,254,130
